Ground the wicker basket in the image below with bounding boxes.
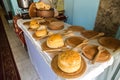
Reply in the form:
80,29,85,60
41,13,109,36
36,9,54,18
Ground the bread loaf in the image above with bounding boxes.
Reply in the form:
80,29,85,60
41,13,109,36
35,29,47,37
29,20,40,29
46,34,64,48
35,2,51,10
58,50,81,73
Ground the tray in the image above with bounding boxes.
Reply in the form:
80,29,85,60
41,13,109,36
65,36,85,48
67,26,85,32
48,21,64,30
51,55,86,78
41,41,66,51
98,37,120,50
82,44,111,62
81,30,99,39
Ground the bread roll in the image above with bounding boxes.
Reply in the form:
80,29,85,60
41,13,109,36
35,2,45,10
30,20,39,29
35,29,47,37
38,25,47,30
45,4,51,10
58,50,81,73
46,34,64,48
35,2,51,10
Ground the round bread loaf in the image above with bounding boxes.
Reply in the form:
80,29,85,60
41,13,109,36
58,50,81,73
35,29,47,37
35,2,51,10
46,34,64,48
29,20,40,29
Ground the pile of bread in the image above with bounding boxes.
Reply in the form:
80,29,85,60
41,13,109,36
34,25,47,37
46,33,82,73
29,19,83,73
29,17,64,29
35,2,51,10
29,19,48,37
46,34,64,48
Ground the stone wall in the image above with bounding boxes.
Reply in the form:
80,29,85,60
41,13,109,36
94,0,120,37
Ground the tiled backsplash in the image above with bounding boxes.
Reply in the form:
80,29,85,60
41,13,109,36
94,0,120,37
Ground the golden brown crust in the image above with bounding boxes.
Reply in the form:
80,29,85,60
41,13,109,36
58,50,81,73
51,55,86,78
46,34,64,48
29,3,37,18
29,19,40,29
35,2,51,10
34,29,47,37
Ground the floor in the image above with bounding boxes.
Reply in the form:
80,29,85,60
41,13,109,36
0,6,41,80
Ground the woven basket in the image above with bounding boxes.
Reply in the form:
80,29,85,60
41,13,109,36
36,9,54,18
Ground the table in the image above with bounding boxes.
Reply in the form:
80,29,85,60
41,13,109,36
96,48,120,80
17,19,114,80
95,26,120,80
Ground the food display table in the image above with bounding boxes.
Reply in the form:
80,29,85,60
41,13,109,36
96,49,120,80
17,19,114,80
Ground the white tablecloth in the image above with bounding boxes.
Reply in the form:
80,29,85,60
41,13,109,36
96,48,120,80
17,19,114,80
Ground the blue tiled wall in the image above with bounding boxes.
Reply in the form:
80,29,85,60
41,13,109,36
64,0,100,30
